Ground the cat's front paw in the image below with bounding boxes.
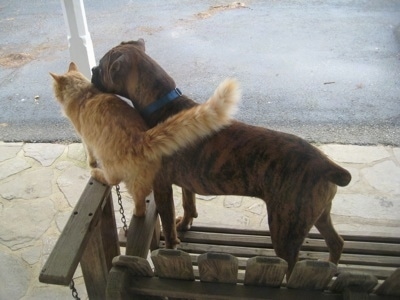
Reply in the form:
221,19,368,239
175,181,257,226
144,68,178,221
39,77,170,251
88,159,98,168
133,207,146,217
90,168,109,185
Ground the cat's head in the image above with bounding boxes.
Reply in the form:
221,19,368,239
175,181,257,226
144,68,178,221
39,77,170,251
50,62,90,106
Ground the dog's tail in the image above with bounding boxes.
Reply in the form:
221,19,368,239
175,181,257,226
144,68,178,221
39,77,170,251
325,163,352,187
142,78,240,160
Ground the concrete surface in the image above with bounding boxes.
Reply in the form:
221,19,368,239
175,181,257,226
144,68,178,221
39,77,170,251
0,0,399,145
0,142,399,299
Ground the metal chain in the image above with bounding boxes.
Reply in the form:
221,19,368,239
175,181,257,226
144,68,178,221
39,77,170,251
115,184,128,236
69,279,80,300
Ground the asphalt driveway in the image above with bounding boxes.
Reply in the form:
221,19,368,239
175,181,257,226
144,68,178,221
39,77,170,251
0,0,399,145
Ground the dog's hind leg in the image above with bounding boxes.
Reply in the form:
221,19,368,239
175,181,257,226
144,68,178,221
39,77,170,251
268,207,311,279
267,192,325,279
314,203,344,265
176,188,198,231
153,180,181,248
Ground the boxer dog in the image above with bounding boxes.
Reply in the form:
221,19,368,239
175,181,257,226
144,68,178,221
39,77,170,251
92,39,351,277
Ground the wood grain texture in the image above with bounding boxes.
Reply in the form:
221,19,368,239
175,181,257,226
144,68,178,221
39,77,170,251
112,255,153,277
39,178,110,285
101,193,120,270
331,271,378,294
125,193,158,258
80,223,109,299
244,256,287,287
171,226,400,280
151,249,194,280
198,252,238,284
376,268,400,296
125,276,343,300
287,260,337,290
106,266,132,300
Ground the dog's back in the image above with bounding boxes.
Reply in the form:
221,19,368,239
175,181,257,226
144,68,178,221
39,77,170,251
159,121,350,198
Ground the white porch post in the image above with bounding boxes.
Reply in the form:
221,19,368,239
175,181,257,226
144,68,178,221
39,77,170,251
61,0,96,79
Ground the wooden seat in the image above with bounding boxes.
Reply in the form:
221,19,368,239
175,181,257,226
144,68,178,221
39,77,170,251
167,225,400,281
40,178,400,299
107,250,400,299
112,225,400,299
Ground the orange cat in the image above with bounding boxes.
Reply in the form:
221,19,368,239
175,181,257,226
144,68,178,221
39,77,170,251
50,62,240,216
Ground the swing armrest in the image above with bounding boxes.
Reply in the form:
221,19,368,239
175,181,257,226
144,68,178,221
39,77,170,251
39,178,111,285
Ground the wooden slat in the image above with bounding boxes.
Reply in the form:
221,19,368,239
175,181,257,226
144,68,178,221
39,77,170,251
198,252,238,284
287,260,336,290
187,225,400,244
112,255,154,277
376,268,400,296
101,193,120,271
125,193,158,258
151,249,194,280
79,188,120,299
80,222,109,299
178,230,272,248
302,251,400,268
175,241,276,257
177,230,400,256
39,178,111,285
186,252,396,278
244,256,287,287
177,252,396,283
343,286,370,300
331,271,378,294
173,241,400,269
126,277,344,300
337,265,397,280
106,266,133,300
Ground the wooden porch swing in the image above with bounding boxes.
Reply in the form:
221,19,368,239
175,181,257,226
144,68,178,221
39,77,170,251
39,178,400,299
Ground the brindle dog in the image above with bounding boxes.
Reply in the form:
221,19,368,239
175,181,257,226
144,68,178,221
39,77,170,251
92,39,351,277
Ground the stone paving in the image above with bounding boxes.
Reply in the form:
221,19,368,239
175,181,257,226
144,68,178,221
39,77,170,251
0,142,399,299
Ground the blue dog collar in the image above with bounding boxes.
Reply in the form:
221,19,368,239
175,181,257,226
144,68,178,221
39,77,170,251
141,88,182,117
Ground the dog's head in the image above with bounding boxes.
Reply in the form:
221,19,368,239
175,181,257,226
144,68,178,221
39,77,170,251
91,38,175,109
91,39,145,95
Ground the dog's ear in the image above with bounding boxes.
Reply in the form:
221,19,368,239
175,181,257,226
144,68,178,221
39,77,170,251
68,62,78,72
109,54,127,85
137,38,145,51
120,39,146,52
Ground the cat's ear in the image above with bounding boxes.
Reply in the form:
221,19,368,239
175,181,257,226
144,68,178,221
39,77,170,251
68,62,78,72
49,72,61,83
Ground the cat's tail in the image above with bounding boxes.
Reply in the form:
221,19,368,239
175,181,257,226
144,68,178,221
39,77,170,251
143,78,240,160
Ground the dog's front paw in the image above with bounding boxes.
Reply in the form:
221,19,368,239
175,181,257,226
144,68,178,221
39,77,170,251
164,237,181,249
176,216,193,232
